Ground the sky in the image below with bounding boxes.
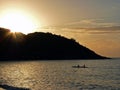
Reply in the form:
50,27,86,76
0,0,120,57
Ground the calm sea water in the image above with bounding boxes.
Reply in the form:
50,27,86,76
0,59,120,90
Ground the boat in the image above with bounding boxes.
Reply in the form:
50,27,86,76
72,65,88,68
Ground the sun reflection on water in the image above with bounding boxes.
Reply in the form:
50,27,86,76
0,60,120,90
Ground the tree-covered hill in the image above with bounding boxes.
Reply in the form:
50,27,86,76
0,27,108,60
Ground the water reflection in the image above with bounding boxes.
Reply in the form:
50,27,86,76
0,61,46,89
0,60,120,90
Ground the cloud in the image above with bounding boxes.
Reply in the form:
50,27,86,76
39,19,120,34
85,26,120,34
66,19,120,28
87,26,120,30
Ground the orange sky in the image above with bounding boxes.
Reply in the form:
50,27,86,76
0,0,120,57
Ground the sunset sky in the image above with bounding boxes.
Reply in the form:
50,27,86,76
0,0,120,57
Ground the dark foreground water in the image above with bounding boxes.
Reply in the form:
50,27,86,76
0,59,120,90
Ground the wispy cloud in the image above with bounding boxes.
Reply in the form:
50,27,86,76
87,26,120,31
39,26,120,35
66,19,120,28
39,19,120,34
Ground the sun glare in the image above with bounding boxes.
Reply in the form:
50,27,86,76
0,10,38,34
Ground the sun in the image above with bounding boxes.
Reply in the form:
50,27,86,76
0,10,38,34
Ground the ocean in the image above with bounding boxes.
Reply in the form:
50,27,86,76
0,59,120,90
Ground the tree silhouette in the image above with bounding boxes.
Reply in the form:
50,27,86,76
0,27,108,60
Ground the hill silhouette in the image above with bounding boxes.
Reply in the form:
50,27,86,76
0,27,108,60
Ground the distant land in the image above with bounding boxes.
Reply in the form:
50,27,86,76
0,27,109,60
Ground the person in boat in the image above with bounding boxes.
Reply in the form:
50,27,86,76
78,64,86,68
77,64,80,68
72,64,87,68
83,64,85,68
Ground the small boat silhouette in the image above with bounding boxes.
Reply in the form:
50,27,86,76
72,64,88,68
